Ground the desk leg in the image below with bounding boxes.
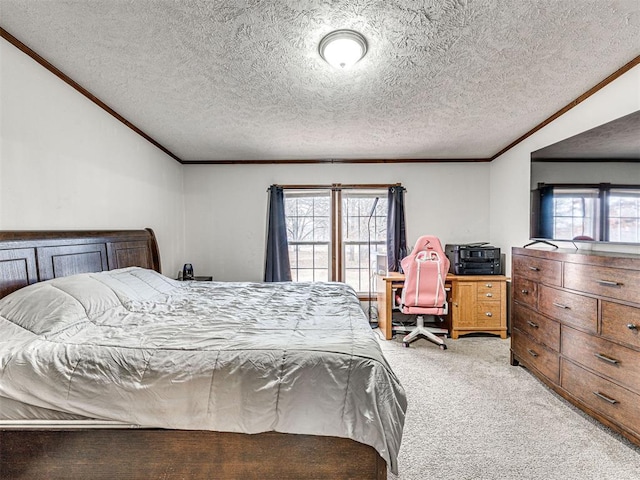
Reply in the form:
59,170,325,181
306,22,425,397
376,277,393,340
385,280,393,339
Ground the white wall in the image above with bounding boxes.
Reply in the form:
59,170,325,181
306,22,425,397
183,162,490,281
4,33,637,282
0,39,185,275
531,161,640,188
490,64,640,274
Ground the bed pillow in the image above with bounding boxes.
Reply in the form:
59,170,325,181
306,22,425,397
0,274,122,334
91,267,180,302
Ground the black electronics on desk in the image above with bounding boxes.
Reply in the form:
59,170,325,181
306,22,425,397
445,243,501,275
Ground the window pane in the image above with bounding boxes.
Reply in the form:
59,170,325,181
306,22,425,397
554,217,573,239
297,269,315,282
619,218,639,243
315,269,329,282
314,217,330,241
314,245,329,268
619,196,639,217
609,196,620,217
297,245,313,268
345,269,360,289
360,269,371,293
609,189,640,243
313,196,330,217
344,244,360,268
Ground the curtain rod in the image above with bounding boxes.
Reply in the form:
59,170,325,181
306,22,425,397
272,183,403,190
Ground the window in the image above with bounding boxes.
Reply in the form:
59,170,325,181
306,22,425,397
342,191,387,293
285,190,331,282
608,188,640,243
551,188,599,240
284,186,389,295
535,184,640,242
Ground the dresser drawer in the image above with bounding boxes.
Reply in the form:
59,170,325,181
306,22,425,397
538,285,597,333
512,255,562,286
602,301,640,349
564,263,640,304
561,359,640,438
512,277,537,309
561,326,640,395
512,328,559,383
512,302,560,352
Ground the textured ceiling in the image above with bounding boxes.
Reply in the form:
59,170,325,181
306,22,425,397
0,0,639,162
532,110,640,160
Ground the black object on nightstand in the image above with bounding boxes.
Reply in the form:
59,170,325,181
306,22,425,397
177,275,213,281
178,263,211,281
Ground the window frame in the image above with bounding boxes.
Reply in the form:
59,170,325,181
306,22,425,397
281,183,399,298
340,189,389,294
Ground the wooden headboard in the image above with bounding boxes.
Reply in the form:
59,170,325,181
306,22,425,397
0,228,161,299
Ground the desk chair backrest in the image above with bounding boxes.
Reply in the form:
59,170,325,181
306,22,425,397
399,236,449,315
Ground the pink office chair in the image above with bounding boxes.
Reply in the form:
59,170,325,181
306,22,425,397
395,235,450,349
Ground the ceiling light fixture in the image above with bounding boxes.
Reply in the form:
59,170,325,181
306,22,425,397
319,29,368,69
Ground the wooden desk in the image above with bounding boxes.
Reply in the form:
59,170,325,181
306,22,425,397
376,272,406,340
376,272,508,340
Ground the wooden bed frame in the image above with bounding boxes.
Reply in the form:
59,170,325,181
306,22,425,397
0,229,387,480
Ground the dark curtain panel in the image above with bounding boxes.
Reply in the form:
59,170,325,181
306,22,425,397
539,185,555,239
387,186,408,273
264,186,292,282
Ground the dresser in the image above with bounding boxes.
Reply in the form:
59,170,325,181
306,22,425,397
511,247,640,446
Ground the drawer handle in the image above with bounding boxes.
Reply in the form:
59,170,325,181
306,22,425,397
594,353,620,365
485,283,493,288
486,293,493,297
597,279,622,287
553,302,570,309
627,323,637,330
527,320,539,329
528,266,540,271
485,312,493,317
593,391,618,405
521,289,529,294
527,349,538,358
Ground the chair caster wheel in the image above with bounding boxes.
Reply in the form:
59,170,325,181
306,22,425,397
439,344,447,350
402,342,410,348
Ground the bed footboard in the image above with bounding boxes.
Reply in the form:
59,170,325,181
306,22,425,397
0,429,387,480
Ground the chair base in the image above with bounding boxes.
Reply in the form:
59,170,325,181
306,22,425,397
401,316,448,349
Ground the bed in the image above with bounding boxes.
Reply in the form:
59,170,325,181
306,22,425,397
0,229,406,479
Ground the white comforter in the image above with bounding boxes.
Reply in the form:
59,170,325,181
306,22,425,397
0,267,406,472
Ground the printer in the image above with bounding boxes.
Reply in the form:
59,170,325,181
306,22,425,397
445,243,502,275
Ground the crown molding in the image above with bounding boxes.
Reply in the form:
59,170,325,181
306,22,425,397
0,27,183,164
490,55,640,161
181,158,490,165
3,27,638,166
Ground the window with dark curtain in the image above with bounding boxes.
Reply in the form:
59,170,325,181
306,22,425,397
264,184,402,295
264,185,292,282
387,186,407,273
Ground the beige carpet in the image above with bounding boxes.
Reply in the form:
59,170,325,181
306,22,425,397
378,334,640,480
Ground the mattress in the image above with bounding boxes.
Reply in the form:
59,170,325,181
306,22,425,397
0,267,406,473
